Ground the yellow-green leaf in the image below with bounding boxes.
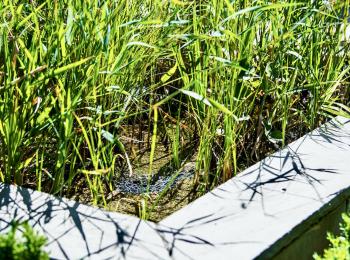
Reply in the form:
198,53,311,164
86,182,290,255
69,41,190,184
161,63,177,83
37,107,53,124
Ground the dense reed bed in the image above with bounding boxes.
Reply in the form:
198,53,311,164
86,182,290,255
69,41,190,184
0,0,349,219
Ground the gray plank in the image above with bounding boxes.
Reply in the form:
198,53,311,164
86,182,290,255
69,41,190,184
160,117,350,259
0,184,169,259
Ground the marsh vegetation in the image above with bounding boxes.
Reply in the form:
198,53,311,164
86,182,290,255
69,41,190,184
0,0,349,220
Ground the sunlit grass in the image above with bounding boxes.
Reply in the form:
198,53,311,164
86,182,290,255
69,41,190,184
0,0,349,219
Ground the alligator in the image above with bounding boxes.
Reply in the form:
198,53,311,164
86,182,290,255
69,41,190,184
113,162,195,195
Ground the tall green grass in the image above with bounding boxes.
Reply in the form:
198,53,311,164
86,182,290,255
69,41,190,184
0,0,349,213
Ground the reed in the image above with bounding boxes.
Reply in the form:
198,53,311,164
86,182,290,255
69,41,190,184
0,0,349,218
